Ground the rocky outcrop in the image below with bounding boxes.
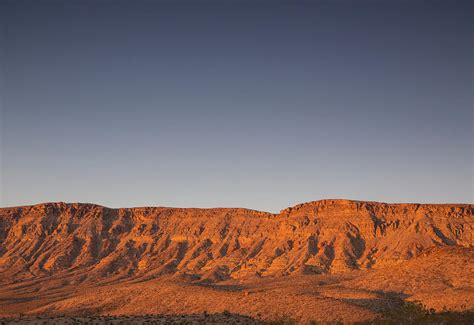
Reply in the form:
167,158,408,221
0,200,472,283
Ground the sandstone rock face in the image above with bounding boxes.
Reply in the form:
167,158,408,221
0,200,472,284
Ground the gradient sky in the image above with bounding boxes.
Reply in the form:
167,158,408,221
1,0,473,212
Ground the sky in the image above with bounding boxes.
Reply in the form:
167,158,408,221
1,0,473,212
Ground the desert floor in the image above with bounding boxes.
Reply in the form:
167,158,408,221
1,248,473,324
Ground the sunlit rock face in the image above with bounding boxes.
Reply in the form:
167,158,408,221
0,200,472,283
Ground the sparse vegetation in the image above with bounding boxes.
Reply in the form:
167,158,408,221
0,304,473,325
0,312,262,324
363,300,474,324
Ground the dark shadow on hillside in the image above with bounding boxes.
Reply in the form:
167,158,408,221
338,290,410,313
195,283,246,292
335,290,474,325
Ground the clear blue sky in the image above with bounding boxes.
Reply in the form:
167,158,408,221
1,0,473,212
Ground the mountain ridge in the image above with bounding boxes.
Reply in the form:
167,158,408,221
1,199,472,285
0,199,473,321
2,198,472,212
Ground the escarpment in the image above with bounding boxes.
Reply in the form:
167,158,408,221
0,200,472,284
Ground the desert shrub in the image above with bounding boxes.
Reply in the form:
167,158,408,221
358,300,474,324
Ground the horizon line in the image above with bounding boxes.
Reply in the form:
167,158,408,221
1,198,472,214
